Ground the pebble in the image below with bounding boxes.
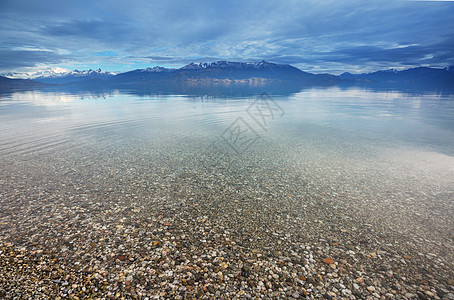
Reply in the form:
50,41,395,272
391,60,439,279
322,257,334,264
0,124,452,299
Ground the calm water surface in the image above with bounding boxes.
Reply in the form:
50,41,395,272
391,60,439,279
1,87,453,156
1,87,453,295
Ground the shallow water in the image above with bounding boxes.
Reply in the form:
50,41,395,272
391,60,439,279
1,86,453,297
1,87,454,157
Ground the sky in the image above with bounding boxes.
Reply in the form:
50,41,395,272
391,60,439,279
1,0,453,75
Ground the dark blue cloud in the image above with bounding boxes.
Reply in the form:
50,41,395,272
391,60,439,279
323,37,454,66
42,20,135,45
0,48,69,69
0,0,453,73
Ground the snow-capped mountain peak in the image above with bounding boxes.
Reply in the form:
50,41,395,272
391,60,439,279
40,68,115,78
2,67,115,79
143,66,172,72
180,60,276,70
181,62,209,70
2,67,72,79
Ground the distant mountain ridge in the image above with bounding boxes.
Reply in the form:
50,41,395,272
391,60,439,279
2,68,115,82
110,60,339,85
32,68,115,84
1,62,454,91
340,66,454,87
0,76,47,90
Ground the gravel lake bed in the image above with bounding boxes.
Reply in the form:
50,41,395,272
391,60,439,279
1,88,453,299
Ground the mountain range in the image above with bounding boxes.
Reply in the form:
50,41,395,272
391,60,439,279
0,76,47,90
106,61,339,86
1,61,454,92
340,66,454,87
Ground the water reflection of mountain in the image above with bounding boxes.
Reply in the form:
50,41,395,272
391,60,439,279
337,81,454,97
2,81,454,102
35,81,332,98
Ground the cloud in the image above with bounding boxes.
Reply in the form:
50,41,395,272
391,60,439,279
317,38,454,66
0,0,453,73
43,21,131,40
0,48,69,69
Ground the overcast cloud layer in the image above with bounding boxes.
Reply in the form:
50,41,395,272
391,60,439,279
1,0,453,74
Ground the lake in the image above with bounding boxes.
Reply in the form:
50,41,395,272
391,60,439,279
1,86,453,298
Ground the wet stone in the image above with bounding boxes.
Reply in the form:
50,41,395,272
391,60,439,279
0,118,453,299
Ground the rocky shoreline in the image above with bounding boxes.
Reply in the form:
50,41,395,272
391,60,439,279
1,137,453,299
